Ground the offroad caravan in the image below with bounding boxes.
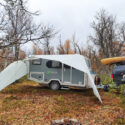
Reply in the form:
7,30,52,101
0,54,102,103
28,56,92,90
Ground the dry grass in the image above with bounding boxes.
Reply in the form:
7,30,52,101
0,80,125,125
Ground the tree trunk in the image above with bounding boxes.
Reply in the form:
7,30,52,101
14,45,20,61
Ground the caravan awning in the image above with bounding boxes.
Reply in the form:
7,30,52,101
0,61,27,91
28,54,102,103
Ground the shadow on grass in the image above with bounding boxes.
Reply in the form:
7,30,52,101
1,84,95,97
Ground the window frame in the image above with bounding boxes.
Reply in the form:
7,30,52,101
46,60,62,68
32,59,41,65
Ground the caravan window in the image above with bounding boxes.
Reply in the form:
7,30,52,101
85,58,91,68
64,64,70,69
46,61,62,68
32,59,41,65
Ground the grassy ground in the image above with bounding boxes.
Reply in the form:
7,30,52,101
0,80,125,125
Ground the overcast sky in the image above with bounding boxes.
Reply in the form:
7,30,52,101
20,0,125,54
28,0,125,44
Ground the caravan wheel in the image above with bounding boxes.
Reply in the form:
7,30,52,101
49,81,61,90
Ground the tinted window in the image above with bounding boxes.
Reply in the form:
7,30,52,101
46,61,62,68
32,59,41,65
85,58,91,68
64,64,70,69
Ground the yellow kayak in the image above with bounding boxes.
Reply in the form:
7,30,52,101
101,57,125,65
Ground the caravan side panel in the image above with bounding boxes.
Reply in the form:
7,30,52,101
42,59,62,83
72,68,84,85
29,59,62,83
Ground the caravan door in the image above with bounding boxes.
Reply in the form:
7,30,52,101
63,64,71,83
29,59,44,83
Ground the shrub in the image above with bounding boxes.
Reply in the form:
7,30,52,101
99,74,114,85
57,95,64,102
119,84,125,96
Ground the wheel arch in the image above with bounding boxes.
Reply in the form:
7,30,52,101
48,79,62,86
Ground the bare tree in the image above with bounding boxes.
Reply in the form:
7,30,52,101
36,28,56,55
119,23,125,42
63,39,71,54
57,35,65,54
0,0,55,60
90,9,124,58
57,36,74,54
71,34,84,55
43,38,52,55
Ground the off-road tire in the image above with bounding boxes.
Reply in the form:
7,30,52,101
49,81,61,90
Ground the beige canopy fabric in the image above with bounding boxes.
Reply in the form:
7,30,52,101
29,54,102,103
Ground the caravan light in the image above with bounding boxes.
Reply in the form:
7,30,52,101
111,74,114,79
